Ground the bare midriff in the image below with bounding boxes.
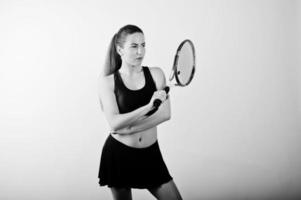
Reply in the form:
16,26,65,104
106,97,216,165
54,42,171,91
111,127,157,148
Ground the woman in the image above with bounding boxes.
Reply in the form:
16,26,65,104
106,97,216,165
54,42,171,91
97,24,183,200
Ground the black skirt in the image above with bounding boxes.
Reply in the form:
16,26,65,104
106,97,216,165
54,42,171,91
98,134,173,189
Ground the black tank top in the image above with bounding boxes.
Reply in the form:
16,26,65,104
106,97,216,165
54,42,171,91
114,67,157,114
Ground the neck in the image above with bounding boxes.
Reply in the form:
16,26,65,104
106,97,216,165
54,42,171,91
119,63,143,76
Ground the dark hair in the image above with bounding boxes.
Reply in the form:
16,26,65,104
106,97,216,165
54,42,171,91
102,24,144,76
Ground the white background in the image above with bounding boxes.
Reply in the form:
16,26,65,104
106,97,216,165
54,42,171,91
0,0,300,199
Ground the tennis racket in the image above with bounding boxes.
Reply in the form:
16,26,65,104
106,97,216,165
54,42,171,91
146,39,196,116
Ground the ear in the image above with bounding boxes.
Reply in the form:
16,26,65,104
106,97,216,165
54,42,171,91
116,45,123,56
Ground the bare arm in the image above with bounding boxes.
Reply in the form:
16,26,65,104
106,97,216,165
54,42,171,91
113,96,170,135
98,75,153,132
113,67,171,135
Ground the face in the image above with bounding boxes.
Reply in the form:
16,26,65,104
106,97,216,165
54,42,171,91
117,32,145,67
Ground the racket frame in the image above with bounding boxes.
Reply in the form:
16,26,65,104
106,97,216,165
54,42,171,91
170,39,196,87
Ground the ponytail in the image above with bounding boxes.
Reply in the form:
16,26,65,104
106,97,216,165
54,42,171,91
102,33,122,76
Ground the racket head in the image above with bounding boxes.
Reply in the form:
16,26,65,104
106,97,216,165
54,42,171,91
171,39,196,86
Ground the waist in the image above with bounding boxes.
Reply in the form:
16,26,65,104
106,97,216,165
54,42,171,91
111,127,157,148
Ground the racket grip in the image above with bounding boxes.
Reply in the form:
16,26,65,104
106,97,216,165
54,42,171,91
164,86,170,94
154,85,170,108
145,99,161,116
153,99,162,108
145,106,158,116
145,86,170,116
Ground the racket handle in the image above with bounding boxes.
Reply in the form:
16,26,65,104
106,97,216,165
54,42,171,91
153,99,162,108
145,106,158,116
164,86,170,94
145,86,170,116
153,86,170,108
145,99,161,116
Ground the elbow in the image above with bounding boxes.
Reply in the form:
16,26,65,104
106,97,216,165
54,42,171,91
166,114,171,121
107,114,123,131
163,115,170,122
108,120,120,132
109,123,118,132
161,106,171,121
109,121,130,133
163,110,171,121
162,99,171,121
104,113,130,134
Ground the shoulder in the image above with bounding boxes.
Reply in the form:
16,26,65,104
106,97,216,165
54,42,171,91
97,74,115,93
148,66,164,77
147,66,166,90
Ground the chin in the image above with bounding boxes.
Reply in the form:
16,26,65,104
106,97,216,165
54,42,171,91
133,61,143,66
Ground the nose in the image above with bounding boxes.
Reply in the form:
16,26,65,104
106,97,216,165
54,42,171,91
137,46,144,55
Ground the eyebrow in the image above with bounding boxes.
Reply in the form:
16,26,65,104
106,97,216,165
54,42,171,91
130,42,145,45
